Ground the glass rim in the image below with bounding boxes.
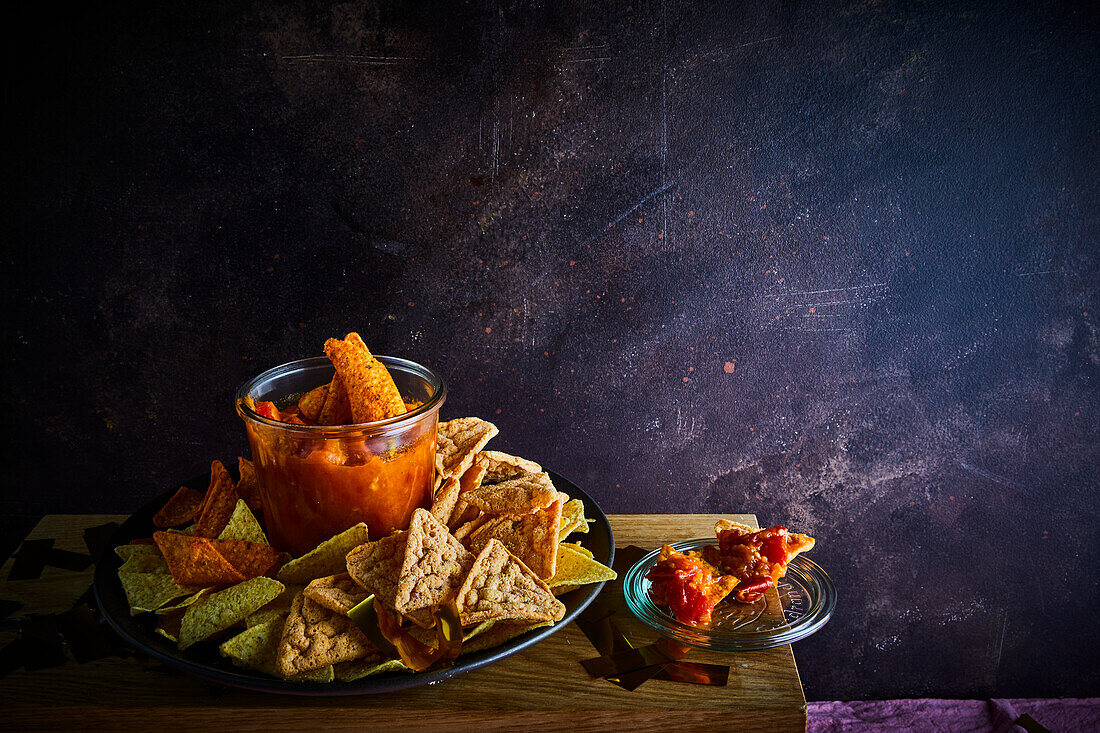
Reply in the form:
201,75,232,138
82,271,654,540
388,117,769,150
235,355,447,438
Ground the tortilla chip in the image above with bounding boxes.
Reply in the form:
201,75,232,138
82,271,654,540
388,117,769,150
448,455,490,530
218,500,269,545
296,383,329,423
317,376,352,426
430,476,462,526
455,539,565,626
236,457,262,513
558,498,589,540
220,618,335,682
118,572,199,615
467,498,563,579
118,549,169,574
154,531,246,587
461,620,553,655
560,541,593,559
333,658,408,682
195,460,239,538
179,576,285,650
277,592,381,676
394,509,475,615
304,573,370,615
453,514,489,543
115,543,162,561
479,451,543,485
345,532,436,628
436,418,498,481
153,486,204,528
277,522,371,584
208,536,282,578
246,582,301,627
547,544,616,588
324,333,406,424
463,472,558,516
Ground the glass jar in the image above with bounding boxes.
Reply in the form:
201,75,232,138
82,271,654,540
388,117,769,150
236,355,445,555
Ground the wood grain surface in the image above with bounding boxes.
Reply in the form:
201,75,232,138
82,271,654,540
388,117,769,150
0,514,806,732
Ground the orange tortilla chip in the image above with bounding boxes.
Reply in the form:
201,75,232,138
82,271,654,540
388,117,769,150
317,376,352,426
208,536,282,579
153,486,204,528
324,333,406,424
153,531,246,587
195,460,239,538
236,457,262,513
296,383,328,423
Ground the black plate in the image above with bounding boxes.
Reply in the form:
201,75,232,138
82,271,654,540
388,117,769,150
93,469,614,695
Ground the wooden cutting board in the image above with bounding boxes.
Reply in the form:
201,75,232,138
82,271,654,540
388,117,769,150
0,514,807,732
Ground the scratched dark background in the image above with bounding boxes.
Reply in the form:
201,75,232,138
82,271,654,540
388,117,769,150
5,0,1098,701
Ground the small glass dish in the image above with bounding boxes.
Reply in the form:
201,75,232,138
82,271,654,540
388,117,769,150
623,538,836,651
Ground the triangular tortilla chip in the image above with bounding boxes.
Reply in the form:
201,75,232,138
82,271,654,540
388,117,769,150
118,572,199,614
207,535,281,578
153,486,204,528
324,333,406,423
246,582,301,627
455,539,565,626
179,576,285,650
460,620,553,655
479,451,542,485
558,497,590,540
547,544,616,588
236,457,262,513
118,549,169,574
394,509,474,615
195,460,239,538
304,573,371,614
277,592,381,676
218,499,268,545
453,514,489,543
156,588,213,615
345,531,434,628
277,522,370,584
467,498,563,579
220,617,334,681
333,658,408,682
430,476,462,526
318,376,352,426
436,418,498,481
448,455,490,529
463,472,558,516
154,531,246,587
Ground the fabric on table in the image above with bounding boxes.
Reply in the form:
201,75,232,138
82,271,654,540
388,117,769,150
808,698,1100,732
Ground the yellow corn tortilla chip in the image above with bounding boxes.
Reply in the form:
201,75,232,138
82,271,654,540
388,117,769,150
324,333,406,423
118,572,200,615
220,618,334,682
560,541,593,559
437,418,499,481
394,509,474,615
547,544,616,588
558,498,589,540
155,588,212,615
218,499,269,545
179,576,285,650
463,472,558,516
455,539,565,626
277,522,370,584
333,658,409,682
118,550,169,574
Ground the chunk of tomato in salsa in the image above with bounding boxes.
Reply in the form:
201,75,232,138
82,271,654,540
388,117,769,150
646,545,739,627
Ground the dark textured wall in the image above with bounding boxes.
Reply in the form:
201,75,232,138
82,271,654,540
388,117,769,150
6,0,1098,701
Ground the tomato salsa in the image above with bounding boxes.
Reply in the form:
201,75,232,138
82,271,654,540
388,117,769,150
646,545,739,627
701,523,816,603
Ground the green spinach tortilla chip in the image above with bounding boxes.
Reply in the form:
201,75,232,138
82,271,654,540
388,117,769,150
179,576,284,650
276,523,370,584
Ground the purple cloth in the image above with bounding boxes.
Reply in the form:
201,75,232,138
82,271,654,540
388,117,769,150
808,698,1100,732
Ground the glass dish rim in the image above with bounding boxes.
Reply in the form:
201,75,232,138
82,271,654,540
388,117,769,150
235,355,447,438
623,537,836,651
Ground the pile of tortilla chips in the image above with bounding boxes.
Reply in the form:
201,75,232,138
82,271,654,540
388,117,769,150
117,418,614,683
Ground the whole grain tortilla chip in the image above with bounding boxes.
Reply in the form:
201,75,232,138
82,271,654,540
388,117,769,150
317,376,352,426
394,509,475,615
179,576,285,650
304,573,370,615
463,472,558,517
236,456,262,513
296,383,329,423
558,498,590,540
218,499,269,545
324,333,406,423
277,522,370,584
436,418,498,481
455,539,565,626
195,460,239,538
154,531,246,587
153,486,204,528
333,658,408,682
467,498,563,579
220,618,334,682
118,572,199,615
208,536,281,579
479,451,543,485
345,531,435,628
547,544,617,588
118,549,169,574
453,514,489,544
430,476,462,526
447,455,490,529
277,592,381,676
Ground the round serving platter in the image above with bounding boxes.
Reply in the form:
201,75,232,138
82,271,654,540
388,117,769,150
94,469,614,696
623,538,835,652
